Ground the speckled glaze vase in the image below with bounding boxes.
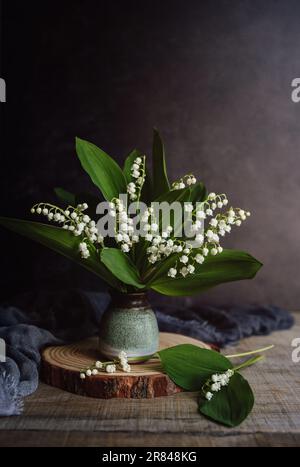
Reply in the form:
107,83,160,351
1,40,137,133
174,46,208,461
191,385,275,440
99,292,159,361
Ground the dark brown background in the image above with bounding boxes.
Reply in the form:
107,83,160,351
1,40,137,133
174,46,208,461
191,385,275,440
0,0,299,308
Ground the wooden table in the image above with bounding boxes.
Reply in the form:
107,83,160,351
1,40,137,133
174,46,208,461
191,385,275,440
0,314,300,447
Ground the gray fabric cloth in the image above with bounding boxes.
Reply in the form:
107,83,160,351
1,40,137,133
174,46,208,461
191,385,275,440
0,289,294,416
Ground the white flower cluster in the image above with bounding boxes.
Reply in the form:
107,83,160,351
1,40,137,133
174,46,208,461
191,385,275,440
105,364,117,373
204,369,234,401
165,193,250,279
118,350,131,372
127,156,145,200
31,202,104,259
79,351,131,379
79,242,90,259
147,233,182,265
172,174,197,190
202,195,250,256
143,208,183,265
167,243,197,278
109,198,138,253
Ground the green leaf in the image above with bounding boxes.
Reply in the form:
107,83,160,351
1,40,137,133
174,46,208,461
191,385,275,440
150,249,262,296
54,187,76,205
152,128,170,198
101,248,145,289
189,182,207,204
154,187,191,235
140,171,152,205
76,137,127,201
154,182,206,205
0,217,121,290
154,187,188,204
158,344,232,391
142,254,179,284
199,372,254,427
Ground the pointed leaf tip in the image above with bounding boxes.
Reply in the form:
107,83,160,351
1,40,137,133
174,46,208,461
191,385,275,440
152,129,170,198
75,137,127,201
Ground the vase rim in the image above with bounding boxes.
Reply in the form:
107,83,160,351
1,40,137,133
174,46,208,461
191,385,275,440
109,290,150,308
109,290,147,297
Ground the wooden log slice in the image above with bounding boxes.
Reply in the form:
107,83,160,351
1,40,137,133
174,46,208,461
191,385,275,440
41,332,212,399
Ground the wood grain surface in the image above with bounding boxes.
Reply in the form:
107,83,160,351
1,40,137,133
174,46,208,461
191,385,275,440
41,333,211,399
0,314,300,447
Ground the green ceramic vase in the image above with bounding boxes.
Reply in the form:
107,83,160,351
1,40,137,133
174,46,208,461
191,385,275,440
99,292,159,361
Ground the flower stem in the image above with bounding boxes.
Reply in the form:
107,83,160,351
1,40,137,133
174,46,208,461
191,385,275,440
128,354,155,363
225,344,274,359
233,354,265,371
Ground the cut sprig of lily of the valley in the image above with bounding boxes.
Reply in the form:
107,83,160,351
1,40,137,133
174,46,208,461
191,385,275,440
0,129,262,295
79,343,274,427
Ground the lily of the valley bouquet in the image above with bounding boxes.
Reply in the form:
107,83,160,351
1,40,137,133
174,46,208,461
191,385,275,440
0,129,268,427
